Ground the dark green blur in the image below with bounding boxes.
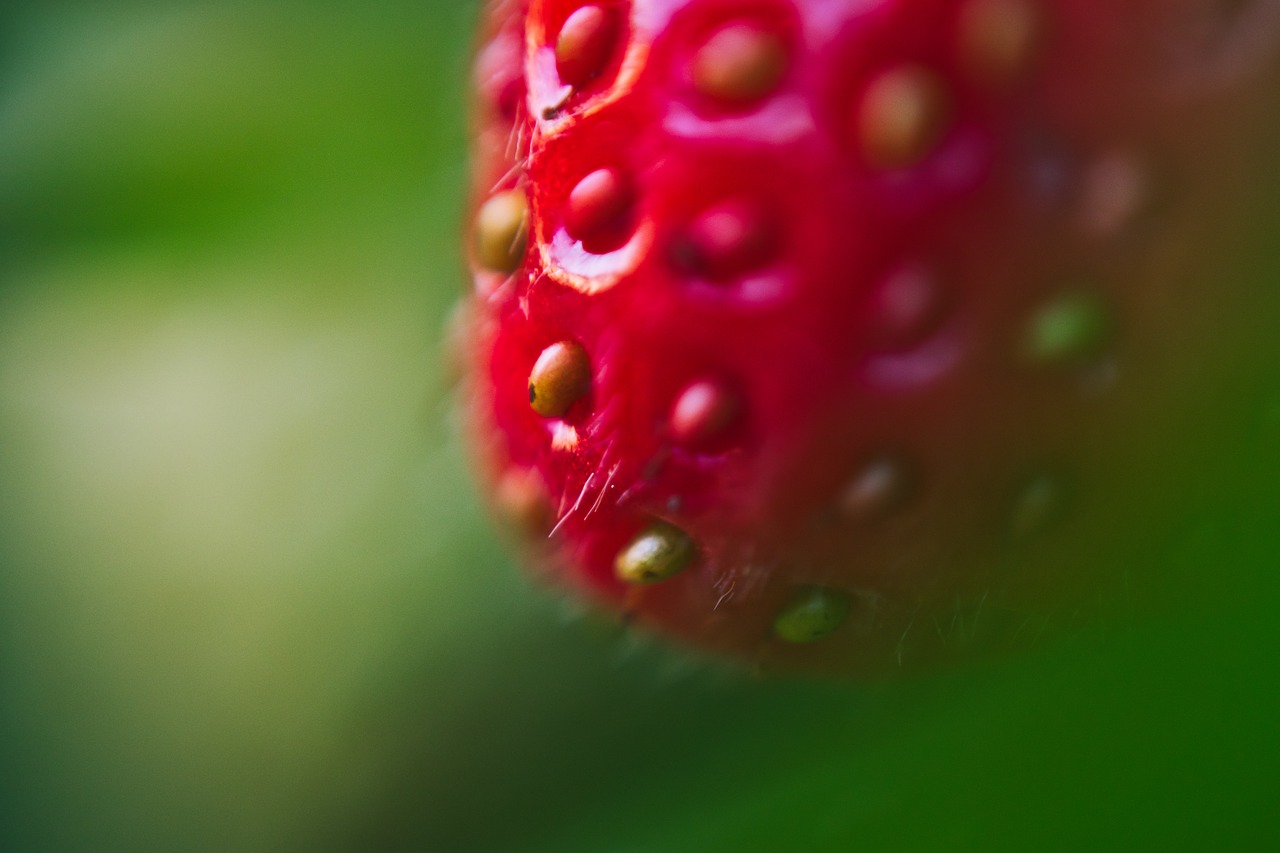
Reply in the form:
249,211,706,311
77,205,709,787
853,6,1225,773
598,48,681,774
1,2,1278,850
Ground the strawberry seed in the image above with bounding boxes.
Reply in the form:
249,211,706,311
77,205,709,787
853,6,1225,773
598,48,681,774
529,341,592,418
692,22,789,104
556,5,620,89
475,189,529,274
773,587,851,643
615,522,697,584
858,65,952,170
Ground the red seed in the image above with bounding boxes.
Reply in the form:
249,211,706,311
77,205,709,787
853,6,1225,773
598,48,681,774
864,264,951,352
670,380,743,449
556,5,620,88
565,167,636,252
684,199,777,281
1077,152,1151,238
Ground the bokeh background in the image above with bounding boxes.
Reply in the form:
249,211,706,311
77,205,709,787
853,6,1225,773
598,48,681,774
2,1,1278,850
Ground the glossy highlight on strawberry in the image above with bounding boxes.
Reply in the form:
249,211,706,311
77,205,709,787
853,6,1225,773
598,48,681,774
461,0,1280,674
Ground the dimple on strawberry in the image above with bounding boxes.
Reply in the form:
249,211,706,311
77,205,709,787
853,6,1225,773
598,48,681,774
460,0,1280,674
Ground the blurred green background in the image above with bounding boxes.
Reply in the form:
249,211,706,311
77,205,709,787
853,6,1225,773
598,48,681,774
1,2,1278,850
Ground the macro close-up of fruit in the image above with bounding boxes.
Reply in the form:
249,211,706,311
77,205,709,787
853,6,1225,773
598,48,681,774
3,0,1280,849
462,0,1280,674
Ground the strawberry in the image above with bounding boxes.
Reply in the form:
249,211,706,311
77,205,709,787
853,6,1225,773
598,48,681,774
461,0,1280,674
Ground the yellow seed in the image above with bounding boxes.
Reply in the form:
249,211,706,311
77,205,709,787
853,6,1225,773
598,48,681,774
529,341,592,418
439,298,474,390
958,0,1044,86
773,587,851,644
614,522,696,584
692,23,788,104
495,468,554,537
858,66,951,170
474,189,529,274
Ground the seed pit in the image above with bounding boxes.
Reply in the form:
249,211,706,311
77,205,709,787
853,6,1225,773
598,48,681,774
674,198,778,282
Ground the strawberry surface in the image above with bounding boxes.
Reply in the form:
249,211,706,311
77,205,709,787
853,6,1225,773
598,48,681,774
462,0,1280,674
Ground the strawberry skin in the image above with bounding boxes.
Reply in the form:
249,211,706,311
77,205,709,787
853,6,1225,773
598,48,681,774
462,0,1280,674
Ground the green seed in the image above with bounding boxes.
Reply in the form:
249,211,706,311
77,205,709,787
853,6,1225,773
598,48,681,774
614,522,696,584
773,587,851,643
1007,472,1065,540
1025,291,1111,364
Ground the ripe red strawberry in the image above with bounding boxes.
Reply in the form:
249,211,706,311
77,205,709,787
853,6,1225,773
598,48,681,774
461,0,1280,674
